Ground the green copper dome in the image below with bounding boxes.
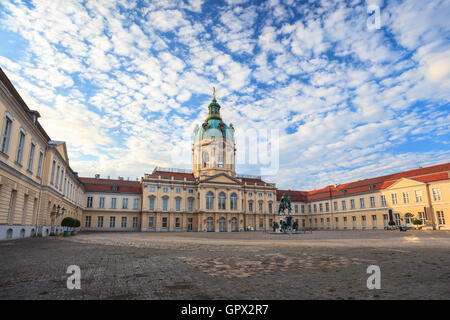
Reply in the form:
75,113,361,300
194,92,234,142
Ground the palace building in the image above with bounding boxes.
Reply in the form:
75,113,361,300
0,67,449,240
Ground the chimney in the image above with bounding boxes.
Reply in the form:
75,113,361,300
118,176,124,180
95,174,100,179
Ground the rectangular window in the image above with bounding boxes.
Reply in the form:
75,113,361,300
175,198,181,211
335,217,339,229
0,115,13,154
372,215,377,228
97,216,103,228
415,190,423,203
350,199,355,209
343,217,347,228
149,185,156,192
59,169,64,190
110,216,115,228
380,195,387,207
163,187,169,192
432,188,441,201
325,202,329,212
269,202,273,214
341,200,346,211
360,198,365,209
37,150,44,178
188,189,194,194
98,197,105,208
175,187,181,193
394,213,401,226
133,217,138,228
15,130,26,165
362,215,366,227
383,214,389,226
148,217,154,228
162,217,168,228
301,205,305,214
249,201,253,212
85,216,91,228
122,198,129,209
319,203,323,212
437,211,446,225
86,196,93,208
188,198,194,211
121,217,127,228
50,160,56,184
370,196,376,208
27,142,36,172
55,165,60,187
326,218,330,229
418,212,426,224
391,193,398,205
111,197,117,209
295,204,298,213
175,217,181,228
162,198,168,211
133,198,140,209
352,216,357,229
308,204,312,213
313,204,317,213
402,192,409,204
149,197,155,211
333,201,338,211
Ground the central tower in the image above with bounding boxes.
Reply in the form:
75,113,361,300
193,88,235,179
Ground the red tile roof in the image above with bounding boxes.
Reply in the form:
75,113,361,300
79,177,142,194
277,163,449,202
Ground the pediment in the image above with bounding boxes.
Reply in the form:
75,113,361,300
199,173,242,185
386,177,425,190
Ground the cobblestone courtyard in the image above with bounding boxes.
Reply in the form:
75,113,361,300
1,231,449,299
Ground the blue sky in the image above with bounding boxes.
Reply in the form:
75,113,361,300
0,0,449,190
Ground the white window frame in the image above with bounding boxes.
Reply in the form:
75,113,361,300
27,141,36,172
0,112,14,155
36,150,44,178
15,128,26,165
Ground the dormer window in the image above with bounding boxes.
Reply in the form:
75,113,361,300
112,186,118,192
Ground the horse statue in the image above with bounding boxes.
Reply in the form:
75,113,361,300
278,194,292,215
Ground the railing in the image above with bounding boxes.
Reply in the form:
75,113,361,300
237,174,262,180
154,167,193,174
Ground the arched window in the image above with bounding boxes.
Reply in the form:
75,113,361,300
188,197,194,211
203,151,209,168
162,196,169,211
230,193,238,210
206,191,214,209
218,192,226,209
148,196,155,211
175,197,182,212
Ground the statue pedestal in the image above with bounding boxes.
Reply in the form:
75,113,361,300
275,214,296,233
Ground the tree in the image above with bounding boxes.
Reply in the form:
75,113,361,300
413,219,422,229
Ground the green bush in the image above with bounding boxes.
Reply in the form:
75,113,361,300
73,219,81,228
413,219,422,225
61,217,73,227
388,220,396,226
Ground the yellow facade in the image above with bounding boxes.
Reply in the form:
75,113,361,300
1,67,449,239
0,68,84,240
